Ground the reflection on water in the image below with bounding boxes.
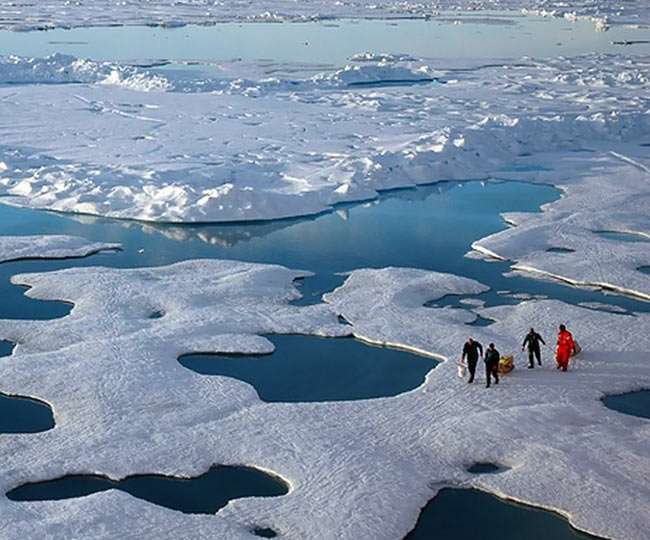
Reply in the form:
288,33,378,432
1,180,649,323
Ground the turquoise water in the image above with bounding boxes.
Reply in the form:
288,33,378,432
0,393,54,433
180,334,439,402
1,16,649,73
1,181,647,324
406,488,599,539
6,465,288,515
603,390,650,420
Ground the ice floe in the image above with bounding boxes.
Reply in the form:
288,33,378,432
472,163,650,300
2,50,648,300
0,261,648,539
0,53,648,229
0,234,119,263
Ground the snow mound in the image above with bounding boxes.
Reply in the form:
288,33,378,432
349,52,419,63
1,53,648,228
0,53,649,300
313,63,436,87
0,53,170,91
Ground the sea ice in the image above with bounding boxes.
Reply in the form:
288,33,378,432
0,234,119,263
2,51,648,299
472,164,650,300
0,53,170,90
0,261,648,539
459,298,485,307
0,53,648,230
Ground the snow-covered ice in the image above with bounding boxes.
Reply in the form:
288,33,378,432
0,53,648,226
0,53,171,89
0,5,648,538
1,49,648,299
459,297,486,307
0,261,648,539
1,1,650,30
577,302,631,314
472,163,650,300
0,234,119,263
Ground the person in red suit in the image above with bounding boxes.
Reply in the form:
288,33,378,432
555,324,575,372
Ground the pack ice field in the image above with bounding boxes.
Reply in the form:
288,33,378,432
0,3,649,540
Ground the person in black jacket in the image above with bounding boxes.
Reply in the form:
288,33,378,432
521,327,546,368
462,337,483,383
484,343,500,388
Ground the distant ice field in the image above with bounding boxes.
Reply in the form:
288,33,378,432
2,0,650,30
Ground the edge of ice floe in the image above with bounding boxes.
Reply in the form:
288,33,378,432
0,235,120,265
470,243,650,302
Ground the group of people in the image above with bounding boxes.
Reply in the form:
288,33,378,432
461,324,577,388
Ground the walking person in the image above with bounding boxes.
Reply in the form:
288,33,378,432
521,327,546,368
484,343,500,388
555,324,575,372
462,337,483,384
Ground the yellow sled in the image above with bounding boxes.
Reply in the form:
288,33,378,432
498,355,514,374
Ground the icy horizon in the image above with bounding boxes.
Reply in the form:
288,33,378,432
2,0,650,31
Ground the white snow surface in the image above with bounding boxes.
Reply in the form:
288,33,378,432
1,0,649,30
472,159,650,300
0,234,119,263
0,53,648,225
0,53,171,90
0,261,649,539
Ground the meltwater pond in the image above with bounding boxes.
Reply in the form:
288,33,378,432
6,465,288,515
0,340,14,357
0,393,54,434
406,488,599,540
0,339,55,433
603,390,650,420
180,335,438,402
